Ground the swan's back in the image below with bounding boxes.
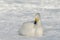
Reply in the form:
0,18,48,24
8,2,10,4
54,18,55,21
19,22,35,36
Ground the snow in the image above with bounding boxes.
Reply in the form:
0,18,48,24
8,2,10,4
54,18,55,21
0,0,60,40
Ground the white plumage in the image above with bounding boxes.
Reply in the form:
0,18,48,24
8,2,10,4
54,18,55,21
19,13,43,37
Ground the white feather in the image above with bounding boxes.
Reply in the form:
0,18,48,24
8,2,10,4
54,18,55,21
19,13,43,37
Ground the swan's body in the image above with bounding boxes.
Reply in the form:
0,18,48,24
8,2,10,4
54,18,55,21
19,13,43,37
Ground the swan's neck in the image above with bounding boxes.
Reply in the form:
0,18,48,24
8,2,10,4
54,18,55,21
34,20,42,28
37,20,41,26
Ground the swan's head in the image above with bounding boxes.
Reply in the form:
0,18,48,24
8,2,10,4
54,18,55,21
34,13,40,24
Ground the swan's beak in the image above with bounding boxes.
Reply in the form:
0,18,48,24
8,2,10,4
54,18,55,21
35,17,39,22
34,17,39,24
34,13,40,24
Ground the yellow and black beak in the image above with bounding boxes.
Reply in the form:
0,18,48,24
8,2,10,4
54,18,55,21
34,17,39,24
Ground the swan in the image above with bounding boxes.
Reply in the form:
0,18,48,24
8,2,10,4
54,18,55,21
19,13,43,37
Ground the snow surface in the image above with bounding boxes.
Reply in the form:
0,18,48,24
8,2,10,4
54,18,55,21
0,0,60,40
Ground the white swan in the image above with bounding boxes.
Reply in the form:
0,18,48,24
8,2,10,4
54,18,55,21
19,13,43,37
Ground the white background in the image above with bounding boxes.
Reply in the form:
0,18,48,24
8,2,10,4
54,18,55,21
0,0,60,40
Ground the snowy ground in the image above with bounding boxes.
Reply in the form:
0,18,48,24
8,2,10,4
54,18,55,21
0,0,60,40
